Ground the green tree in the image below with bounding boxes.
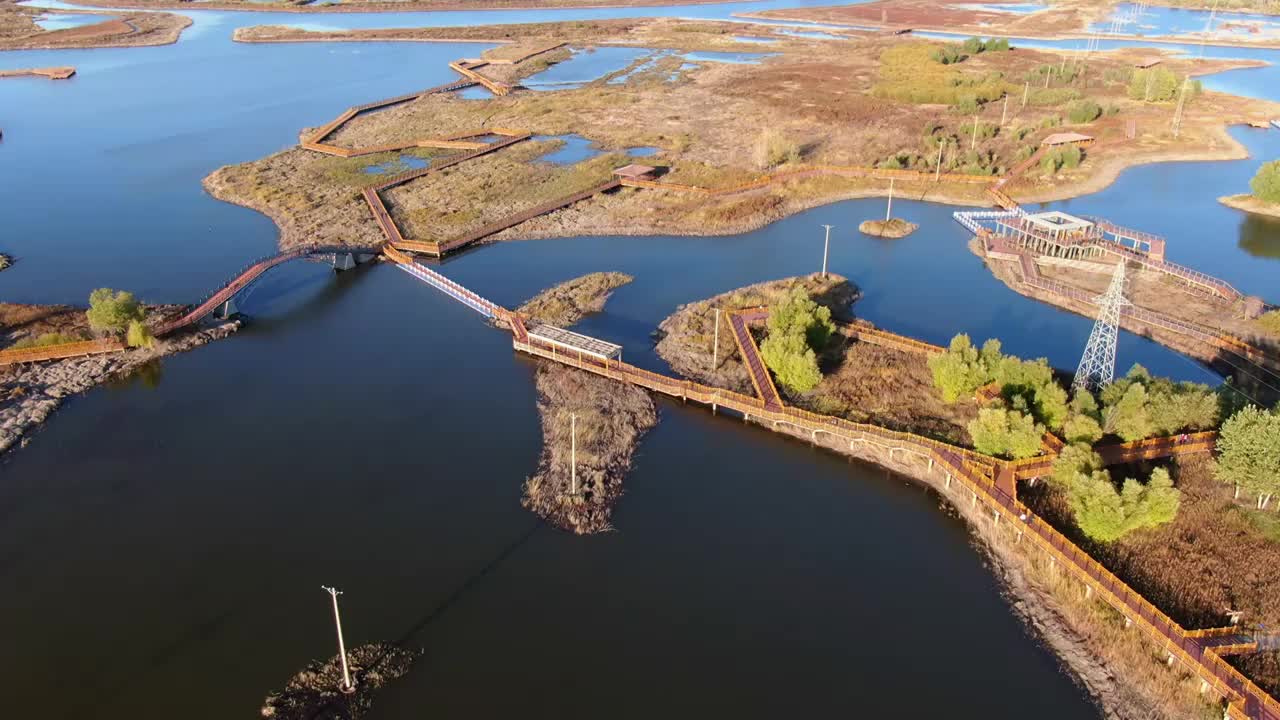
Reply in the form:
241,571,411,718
1250,160,1280,205
1105,382,1154,441
1069,467,1180,542
1067,99,1102,123
928,334,989,402
126,320,155,349
86,288,146,335
1128,67,1181,102
969,407,1044,459
1215,405,1280,509
1050,443,1104,487
1062,412,1103,445
962,36,984,55
758,287,833,394
760,332,822,393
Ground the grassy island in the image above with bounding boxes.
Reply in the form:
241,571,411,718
859,217,918,238
207,20,1279,254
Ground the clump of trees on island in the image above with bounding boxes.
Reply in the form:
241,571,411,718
759,288,834,393
1251,159,1280,205
925,334,1256,542
87,288,154,348
1128,67,1201,103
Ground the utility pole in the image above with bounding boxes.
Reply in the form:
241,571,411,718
1022,80,1030,109
820,224,833,278
570,413,578,496
971,113,980,151
1001,95,1009,126
321,586,355,694
935,141,945,182
885,179,895,221
711,308,720,368
1172,76,1191,138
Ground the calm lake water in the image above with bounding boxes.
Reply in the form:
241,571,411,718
2,1,1279,718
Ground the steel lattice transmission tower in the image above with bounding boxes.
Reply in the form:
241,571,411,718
1073,261,1129,393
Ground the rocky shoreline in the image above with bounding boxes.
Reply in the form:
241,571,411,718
0,321,239,457
522,363,656,534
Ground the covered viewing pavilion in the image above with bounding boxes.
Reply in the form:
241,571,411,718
527,323,623,361
994,211,1106,260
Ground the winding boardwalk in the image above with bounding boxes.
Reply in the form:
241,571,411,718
7,51,1280,718
380,244,1277,719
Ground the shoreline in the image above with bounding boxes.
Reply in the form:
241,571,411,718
1220,192,1280,218
0,319,239,458
0,13,191,52
46,0,760,15
751,416,1215,719
733,9,1280,51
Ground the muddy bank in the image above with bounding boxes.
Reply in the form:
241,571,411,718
516,271,633,326
0,12,190,51
0,306,239,457
858,217,917,238
522,363,656,534
653,273,858,394
754,417,1222,720
262,642,419,720
1221,193,1280,219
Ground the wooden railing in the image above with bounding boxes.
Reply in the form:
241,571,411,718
0,338,123,366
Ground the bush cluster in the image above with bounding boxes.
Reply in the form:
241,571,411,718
1250,159,1280,204
1052,444,1181,542
1214,405,1280,509
87,288,153,348
1066,99,1102,123
1127,68,1199,102
1096,365,1221,441
1040,145,1082,175
759,287,834,393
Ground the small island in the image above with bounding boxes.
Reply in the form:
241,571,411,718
516,272,656,534
1220,158,1280,219
859,217,918,238
261,643,419,720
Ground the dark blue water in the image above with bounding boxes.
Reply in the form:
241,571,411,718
2,2,1279,718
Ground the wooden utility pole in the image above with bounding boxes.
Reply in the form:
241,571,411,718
711,308,720,368
321,586,355,694
570,413,578,495
935,141,945,182
885,179,895,221
1001,95,1009,126
971,113,980,150
1172,77,1190,138
820,224,833,278
1022,80,1030,109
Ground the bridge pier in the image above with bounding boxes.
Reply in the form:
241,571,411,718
331,252,377,272
214,297,239,320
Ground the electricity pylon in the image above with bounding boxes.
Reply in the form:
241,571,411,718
1073,261,1129,392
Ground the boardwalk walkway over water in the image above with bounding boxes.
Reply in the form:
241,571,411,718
379,247,1278,719
5,50,1280,719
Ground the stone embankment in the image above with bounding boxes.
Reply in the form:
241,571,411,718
0,322,238,455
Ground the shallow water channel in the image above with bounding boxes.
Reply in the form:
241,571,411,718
1,2,1279,718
